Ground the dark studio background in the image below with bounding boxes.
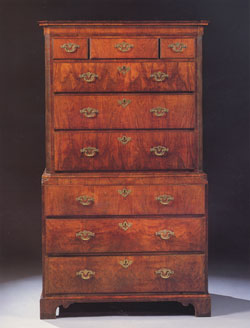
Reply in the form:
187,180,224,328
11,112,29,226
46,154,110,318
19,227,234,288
0,0,249,272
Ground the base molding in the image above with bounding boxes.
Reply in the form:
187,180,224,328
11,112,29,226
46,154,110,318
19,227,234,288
40,293,211,319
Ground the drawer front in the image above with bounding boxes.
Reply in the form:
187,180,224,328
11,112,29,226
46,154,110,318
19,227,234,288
161,38,195,58
54,94,195,130
44,184,205,216
90,38,158,59
53,38,88,59
53,62,195,92
46,218,205,254
45,254,206,294
54,131,196,171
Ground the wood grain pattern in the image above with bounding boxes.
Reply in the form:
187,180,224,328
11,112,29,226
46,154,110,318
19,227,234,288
53,38,88,59
45,254,206,294
40,21,210,319
54,94,195,130
53,61,195,92
54,131,196,171
46,217,205,254
44,183,205,216
40,294,211,319
161,38,195,58
90,38,158,58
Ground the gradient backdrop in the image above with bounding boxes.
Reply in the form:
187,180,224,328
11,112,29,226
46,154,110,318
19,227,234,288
0,0,249,271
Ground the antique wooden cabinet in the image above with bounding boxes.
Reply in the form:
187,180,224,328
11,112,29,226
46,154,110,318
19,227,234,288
39,21,210,319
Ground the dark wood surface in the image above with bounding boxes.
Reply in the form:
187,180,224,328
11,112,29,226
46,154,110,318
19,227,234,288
53,38,88,59
44,182,205,216
39,21,210,319
160,38,195,58
46,217,206,254
90,38,159,59
53,62,195,93
54,93,195,130
45,254,206,294
54,130,196,171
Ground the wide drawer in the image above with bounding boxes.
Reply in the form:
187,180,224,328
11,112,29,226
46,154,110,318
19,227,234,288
46,217,205,254
54,131,196,171
54,94,195,130
53,62,195,92
90,38,158,59
44,184,205,216
53,38,88,59
161,38,195,58
45,254,206,294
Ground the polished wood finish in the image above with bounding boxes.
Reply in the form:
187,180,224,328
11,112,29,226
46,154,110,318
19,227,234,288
45,254,206,294
53,38,88,59
39,21,210,319
90,38,158,59
53,62,196,93
54,94,195,130
54,130,196,171
46,217,205,254
44,182,205,216
160,38,195,58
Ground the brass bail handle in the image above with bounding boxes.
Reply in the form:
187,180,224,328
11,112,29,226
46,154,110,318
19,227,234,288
76,230,95,241
76,195,94,206
156,194,174,205
76,269,95,280
155,268,174,279
60,42,80,53
79,72,99,83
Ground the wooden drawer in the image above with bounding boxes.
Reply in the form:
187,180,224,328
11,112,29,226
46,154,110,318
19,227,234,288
53,38,88,59
90,38,158,59
53,62,195,92
46,217,205,254
44,183,205,216
54,94,195,130
161,39,195,58
45,254,206,294
54,131,196,171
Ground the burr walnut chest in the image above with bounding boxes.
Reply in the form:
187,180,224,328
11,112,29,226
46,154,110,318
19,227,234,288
39,20,210,318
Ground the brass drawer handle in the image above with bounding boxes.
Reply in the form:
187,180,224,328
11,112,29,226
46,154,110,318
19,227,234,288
156,194,174,205
155,229,175,240
60,42,80,53
80,107,99,118
115,41,134,52
80,147,99,157
117,65,130,75
76,230,95,241
119,221,132,231
120,258,133,268
118,188,131,198
150,107,169,117
168,42,187,53
118,136,131,144
118,98,131,108
155,268,174,279
150,146,169,156
76,269,95,280
76,195,94,206
79,72,98,83
150,71,168,82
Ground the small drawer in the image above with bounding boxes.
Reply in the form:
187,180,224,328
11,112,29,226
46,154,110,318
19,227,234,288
53,61,195,92
53,38,88,59
45,254,206,295
161,38,195,58
54,130,196,171
46,217,206,254
54,94,195,130
90,38,158,59
44,183,205,216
